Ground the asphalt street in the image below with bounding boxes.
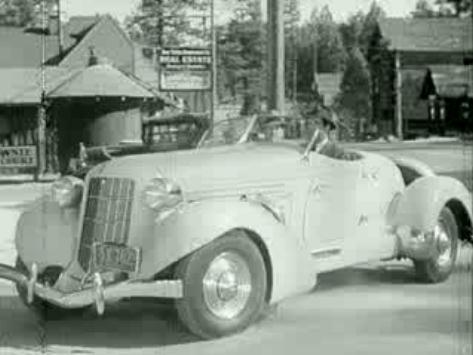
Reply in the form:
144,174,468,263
0,141,471,355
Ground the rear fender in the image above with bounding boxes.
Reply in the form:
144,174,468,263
389,175,472,241
391,156,435,185
139,199,315,304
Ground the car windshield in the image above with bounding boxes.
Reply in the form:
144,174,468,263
199,114,320,150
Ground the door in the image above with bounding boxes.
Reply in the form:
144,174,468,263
346,156,399,262
304,153,362,255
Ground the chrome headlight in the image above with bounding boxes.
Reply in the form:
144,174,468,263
51,176,84,208
142,178,183,211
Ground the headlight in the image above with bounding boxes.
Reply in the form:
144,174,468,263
51,176,84,208
142,178,183,211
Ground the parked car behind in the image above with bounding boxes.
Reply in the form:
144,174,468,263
69,112,210,178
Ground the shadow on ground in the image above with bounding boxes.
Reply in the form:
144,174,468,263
0,263,423,351
0,260,471,351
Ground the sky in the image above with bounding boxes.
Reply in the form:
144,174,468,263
60,0,425,24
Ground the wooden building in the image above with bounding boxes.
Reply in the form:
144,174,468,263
369,17,473,139
0,64,160,175
0,14,174,177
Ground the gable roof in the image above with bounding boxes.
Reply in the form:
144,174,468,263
379,17,473,52
58,15,133,70
61,16,100,50
422,65,473,98
0,15,127,68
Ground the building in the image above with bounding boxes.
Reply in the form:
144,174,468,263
0,14,134,72
420,65,473,134
369,17,473,138
0,14,169,177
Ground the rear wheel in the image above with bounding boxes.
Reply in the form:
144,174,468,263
413,207,459,283
175,231,267,339
15,258,88,319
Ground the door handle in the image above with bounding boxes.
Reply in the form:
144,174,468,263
311,183,329,194
362,169,379,183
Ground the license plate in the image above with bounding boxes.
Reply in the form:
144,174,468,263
92,243,141,273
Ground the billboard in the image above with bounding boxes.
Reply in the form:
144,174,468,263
158,47,212,91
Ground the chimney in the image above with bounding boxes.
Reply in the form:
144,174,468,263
48,0,63,54
88,47,99,66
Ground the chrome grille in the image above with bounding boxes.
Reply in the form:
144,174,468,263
78,177,135,270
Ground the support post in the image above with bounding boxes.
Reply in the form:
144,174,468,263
36,104,46,180
267,0,285,113
394,51,403,140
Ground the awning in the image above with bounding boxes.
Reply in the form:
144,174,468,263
0,67,71,104
47,64,155,98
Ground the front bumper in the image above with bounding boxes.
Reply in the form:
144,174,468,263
0,262,183,315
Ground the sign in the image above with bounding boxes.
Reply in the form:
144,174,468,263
0,146,37,168
159,47,212,91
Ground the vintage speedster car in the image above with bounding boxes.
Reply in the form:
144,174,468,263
0,114,472,339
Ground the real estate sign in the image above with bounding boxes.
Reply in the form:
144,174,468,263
0,146,37,168
158,48,212,91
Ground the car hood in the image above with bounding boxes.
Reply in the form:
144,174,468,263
94,143,303,193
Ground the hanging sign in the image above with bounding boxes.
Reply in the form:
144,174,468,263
158,47,212,91
0,146,37,168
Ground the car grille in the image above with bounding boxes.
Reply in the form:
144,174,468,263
78,177,135,270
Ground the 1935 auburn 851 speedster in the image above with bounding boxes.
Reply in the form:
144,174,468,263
0,114,471,339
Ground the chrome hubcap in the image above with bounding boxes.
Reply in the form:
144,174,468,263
435,222,452,269
203,252,252,319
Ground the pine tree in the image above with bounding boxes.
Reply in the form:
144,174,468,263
0,0,42,27
309,6,347,73
217,0,265,114
335,47,371,138
125,0,208,47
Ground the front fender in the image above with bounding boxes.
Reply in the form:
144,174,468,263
15,195,80,273
390,175,472,236
139,199,315,304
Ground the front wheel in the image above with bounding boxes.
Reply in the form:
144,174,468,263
175,231,268,339
413,207,459,283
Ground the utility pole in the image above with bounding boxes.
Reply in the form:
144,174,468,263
56,0,63,55
210,0,217,127
37,0,47,180
267,0,285,113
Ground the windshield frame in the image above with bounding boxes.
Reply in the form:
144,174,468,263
197,114,323,154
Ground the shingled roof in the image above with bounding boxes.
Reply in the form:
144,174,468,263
0,67,71,104
47,64,154,98
379,17,473,52
0,64,162,105
0,15,102,68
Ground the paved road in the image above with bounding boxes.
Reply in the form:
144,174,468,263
0,142,471,354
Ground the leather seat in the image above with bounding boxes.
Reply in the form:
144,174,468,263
319,141,362,161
